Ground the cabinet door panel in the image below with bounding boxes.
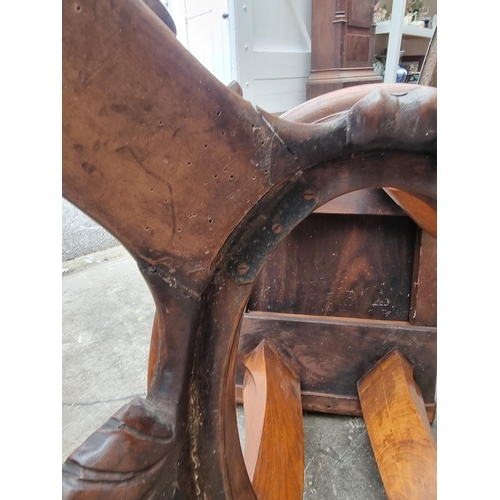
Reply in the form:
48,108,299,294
348,0,375,29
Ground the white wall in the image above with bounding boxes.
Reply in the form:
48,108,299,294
167,0,233,85
232,0,312,113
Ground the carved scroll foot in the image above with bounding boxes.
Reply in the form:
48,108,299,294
62,397,178,500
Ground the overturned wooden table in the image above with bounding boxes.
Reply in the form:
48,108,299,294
62,1,437,498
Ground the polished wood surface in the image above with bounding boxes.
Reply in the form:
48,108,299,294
62,1,437,496
242,341,304,500
283,83,420,124
357,349,437,500
147,310,160,390
385,188,437,238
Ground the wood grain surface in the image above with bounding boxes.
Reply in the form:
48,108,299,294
385,188,437,238
357,349,437,500
419,29,437,88
248,214,416,321
242,341,304,500
410,230,437,327
313,188,407,216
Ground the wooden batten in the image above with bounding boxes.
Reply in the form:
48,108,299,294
357,349,437,500
242,341,304,500
385,188,437,238
410,229,437,327
313,188,407,216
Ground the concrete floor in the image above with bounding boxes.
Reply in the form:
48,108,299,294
62,245,437,499
62,198,119,261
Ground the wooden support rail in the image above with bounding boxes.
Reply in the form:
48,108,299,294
357,349,437,500
242,341,304,500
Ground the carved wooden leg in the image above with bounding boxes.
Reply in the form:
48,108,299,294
242,341,304,500
357,349,437,500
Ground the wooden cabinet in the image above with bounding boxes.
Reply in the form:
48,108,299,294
306,0,382,100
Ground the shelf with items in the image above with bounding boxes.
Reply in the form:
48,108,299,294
375,20,435,38
373,0,436,83
373,53,423,84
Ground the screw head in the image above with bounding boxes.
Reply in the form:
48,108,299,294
303,189,315,201
237,262,249,275
271,222,282,234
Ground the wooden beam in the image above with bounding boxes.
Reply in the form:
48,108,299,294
313,188,407,216
410,229,437,327
419,28,437,88
385,187,437,238
242,341,304,500
147,310,160,391
357,349,437,500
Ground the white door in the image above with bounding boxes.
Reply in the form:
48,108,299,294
231,0,311,113
166,0,233,85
